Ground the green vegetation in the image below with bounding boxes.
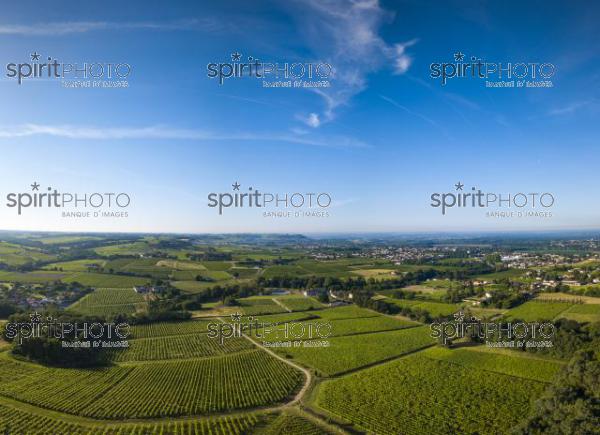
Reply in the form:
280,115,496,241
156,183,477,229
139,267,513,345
274,326,434,376
515,350,599,435
0,401,262,434
108,334,253,362
0,233,598,433
277,297,323,312
0,350,302,418
259,412,332,434
421,346,564,383
63,272,151,287
68,288,147,317
505,301,573,321
317,353,548,434
314,305,379,320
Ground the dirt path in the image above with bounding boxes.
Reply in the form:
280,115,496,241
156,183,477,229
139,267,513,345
272,297,293,313
216,317,310,407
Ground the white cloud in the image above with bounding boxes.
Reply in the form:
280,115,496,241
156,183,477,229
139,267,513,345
392,39,418,74
0,123,368,148
0,19,220,36
548,100,595,116
298,113,321,128
292,0,417,126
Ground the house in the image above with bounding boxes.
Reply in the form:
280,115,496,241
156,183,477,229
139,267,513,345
303,288,325,297
133,286,164,294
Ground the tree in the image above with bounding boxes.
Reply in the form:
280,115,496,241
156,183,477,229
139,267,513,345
514,350,599,434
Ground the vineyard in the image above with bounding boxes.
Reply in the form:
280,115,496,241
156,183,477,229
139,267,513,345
0,350,303,419
254,315,418,341
276,297,324,312
0,401,263,434
258,411,333,435
130,319,212,338
312,305,380,320
504,301,573,321
68,288,147,317
109,334,254,362
274,326,435,375
421,346,564,382
316,353,548,435
63,272,151,287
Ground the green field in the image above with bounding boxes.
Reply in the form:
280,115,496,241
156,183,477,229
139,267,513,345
0,350,302,419
109,334,254,362
276,297,323,312
68,288,147,317
316,352,550,434
504,301,573,321
255,315,418,342
558,303,600,323
421,346,564,382
0,400,262,434
313,305,380,320
0,270,67,283
130,319,213,338
388,298,462,317
274,327,434,376
63,272,151,287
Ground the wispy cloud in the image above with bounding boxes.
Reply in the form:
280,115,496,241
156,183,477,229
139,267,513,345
0,123,368,148
293,0,417,127
548,99,595,116
0,19,221,36
379,95,451,139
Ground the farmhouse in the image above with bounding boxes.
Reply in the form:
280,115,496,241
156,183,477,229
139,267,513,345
133,286,164,294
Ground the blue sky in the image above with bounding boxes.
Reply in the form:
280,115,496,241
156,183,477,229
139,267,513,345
0,0,598,233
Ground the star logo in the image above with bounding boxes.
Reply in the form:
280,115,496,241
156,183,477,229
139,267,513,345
454,181,464,191
454,52,465,62
453,311,465,323
30,52,40,61
231,52,242,61
232,181,241,191
230,311,242,322
29,312,42,323
31,182,40,191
